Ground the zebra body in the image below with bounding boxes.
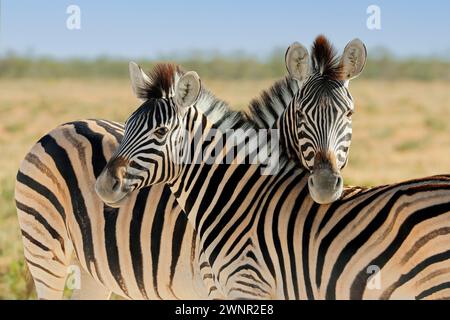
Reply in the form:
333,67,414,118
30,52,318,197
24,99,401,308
15,119,219,299
96,62,450,299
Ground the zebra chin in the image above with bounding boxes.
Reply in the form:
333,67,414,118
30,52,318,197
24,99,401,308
307,168,344,204
100,194,131,208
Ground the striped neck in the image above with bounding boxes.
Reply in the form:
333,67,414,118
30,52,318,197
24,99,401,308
276,96,303,166
165,94,319,298
168,107,270,222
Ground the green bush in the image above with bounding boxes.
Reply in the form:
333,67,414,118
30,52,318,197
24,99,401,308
1,50,449,80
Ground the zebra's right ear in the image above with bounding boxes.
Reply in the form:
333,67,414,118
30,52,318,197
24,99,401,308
129,61,152,101
285,42,310,83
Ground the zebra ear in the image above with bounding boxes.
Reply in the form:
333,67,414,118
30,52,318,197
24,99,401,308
340,39,367,81
285,42,310,83
175,71,202,111
129,61,152,101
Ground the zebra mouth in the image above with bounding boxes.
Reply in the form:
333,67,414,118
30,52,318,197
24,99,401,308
103,193,130,208
309,185,342,204
308,169,343,204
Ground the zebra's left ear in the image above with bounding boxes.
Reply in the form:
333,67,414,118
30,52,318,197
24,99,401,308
175,71,202,112
340,39,367,81
285,42,310,83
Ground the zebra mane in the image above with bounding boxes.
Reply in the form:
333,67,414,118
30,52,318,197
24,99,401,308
195,90,252,132
140,63,250,131
311,35,343,80
138,63,182,99
245,76,298,129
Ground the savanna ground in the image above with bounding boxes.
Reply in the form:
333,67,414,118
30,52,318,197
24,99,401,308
1,77,450,298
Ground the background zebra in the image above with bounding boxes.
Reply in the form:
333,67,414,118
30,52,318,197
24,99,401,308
248,35,366,204
96,57,450,299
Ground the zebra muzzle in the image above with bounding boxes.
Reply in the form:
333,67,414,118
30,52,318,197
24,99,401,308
308,168,343,204
95,166,129,207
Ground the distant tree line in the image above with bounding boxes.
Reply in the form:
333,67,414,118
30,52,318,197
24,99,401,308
1,50,449,80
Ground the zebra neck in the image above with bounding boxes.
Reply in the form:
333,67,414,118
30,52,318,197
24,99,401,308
167,115,289,228
277,98,302,165
167,151,313,298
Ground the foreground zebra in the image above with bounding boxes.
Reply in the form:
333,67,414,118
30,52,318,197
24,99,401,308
95,44,450,299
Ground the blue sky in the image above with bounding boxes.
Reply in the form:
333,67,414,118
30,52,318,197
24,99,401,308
1,0,450,59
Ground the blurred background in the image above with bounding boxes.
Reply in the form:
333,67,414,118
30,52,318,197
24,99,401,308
1,0,450,298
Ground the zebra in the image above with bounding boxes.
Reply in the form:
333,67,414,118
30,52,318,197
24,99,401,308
15,119,224,300
96,48,450,299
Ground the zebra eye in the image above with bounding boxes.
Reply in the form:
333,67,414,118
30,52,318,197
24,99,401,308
346,110,354,118
154,127,168,138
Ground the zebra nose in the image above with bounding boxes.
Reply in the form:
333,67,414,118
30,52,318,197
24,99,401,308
111,176,121,192
335,175,343,189
95,167,127,205
308,169,343,204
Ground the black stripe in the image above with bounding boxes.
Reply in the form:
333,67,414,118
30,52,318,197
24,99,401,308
302,203,320,300
235,280,269,295
104,205,129,296
22,230,50,252
150,186,171,299
169,205,189,288
16,200,65,252
38,134,97,275
16,171,66,220
129,187,150,299
26,258,64,279
73,121,109,178
416,281,450,300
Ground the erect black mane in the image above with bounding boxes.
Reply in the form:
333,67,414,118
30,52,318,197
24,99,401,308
245,76,298,129
311,35,343,80
139,63,182,99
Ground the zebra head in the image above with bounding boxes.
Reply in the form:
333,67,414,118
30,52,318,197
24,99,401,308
285,36,367,204
95,63,201,207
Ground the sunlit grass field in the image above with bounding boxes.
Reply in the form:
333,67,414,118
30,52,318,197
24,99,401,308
1,78,450,298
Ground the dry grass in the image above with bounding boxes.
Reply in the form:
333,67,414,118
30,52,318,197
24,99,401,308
1,78,450,298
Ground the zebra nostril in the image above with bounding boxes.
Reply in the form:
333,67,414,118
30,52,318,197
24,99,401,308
308,175,314,187
335,176,342,189
112,177,120,192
